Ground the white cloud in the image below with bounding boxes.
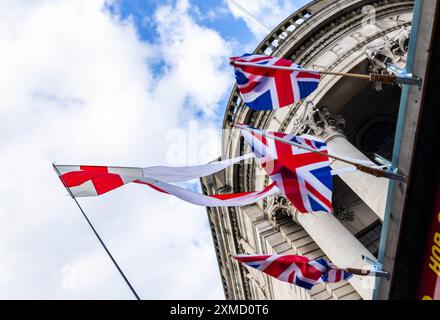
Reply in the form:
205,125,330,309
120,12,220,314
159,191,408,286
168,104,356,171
154,0,232,118
0,0,231,299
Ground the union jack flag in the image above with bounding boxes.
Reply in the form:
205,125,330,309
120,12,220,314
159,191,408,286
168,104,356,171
317,258,353,284
241,126,333,213
230,53,320,110
232,254,352,290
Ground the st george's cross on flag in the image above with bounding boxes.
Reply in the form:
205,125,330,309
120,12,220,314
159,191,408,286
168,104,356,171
53,154,279,207
230,53,320,110
240,126,333,213
232,254,352,290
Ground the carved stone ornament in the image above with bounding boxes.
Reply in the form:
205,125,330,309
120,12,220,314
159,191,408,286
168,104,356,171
365,27,410,90
265,194,293,221
237,242,245,255
295,102,346,140
333,205,355,222
218,184,232,194
245,271,268,299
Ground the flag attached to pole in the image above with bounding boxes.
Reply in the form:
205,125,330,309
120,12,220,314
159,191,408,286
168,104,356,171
240,126,333,213
53,155,279,207
232,254,352,290
230,53,320,110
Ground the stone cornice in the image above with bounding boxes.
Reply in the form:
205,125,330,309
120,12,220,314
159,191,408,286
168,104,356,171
288,1,414,65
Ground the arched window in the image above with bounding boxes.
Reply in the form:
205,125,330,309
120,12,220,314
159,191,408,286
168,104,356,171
355,116,396,161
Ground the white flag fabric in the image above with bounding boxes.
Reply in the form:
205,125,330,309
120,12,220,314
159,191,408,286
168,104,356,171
53,154,279,206
141,153,254,182
135,179,279,207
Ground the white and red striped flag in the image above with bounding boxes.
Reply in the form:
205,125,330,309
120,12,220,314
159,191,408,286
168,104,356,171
53,155,279,207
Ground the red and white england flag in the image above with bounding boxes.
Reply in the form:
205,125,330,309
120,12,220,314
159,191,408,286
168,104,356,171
53,154,279,207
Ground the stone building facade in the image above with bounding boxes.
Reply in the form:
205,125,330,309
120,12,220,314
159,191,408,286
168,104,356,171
200,0,415,300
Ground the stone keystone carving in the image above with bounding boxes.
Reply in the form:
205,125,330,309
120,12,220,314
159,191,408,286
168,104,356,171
297,103,346,140
265,194,293,221
334,205,355,222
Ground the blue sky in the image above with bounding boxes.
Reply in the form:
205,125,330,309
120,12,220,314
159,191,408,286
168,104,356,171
0,0,310,299
107,0,310,125
107,0,269,126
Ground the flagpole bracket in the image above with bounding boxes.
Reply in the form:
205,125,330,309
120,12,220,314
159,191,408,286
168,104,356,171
373,154,392,170
383,169,407,183
360,255,390,279
374,270,391,279
386,63,423,86
394,74,422,86
346,267,390,279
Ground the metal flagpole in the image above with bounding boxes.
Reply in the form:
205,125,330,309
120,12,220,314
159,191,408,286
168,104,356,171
231,60,422,86
52,163,141,300
226,0,272,32
235,124,407,183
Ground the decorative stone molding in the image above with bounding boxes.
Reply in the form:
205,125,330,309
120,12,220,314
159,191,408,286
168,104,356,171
218,185,232,194
334,205,356,222
365,27,410,70
365,27,411,90
237,242,245,255
265,195,293,222
242,255,269,298
295,103,346,141
294,4,413,66
245,273,269,300
229,208,241,246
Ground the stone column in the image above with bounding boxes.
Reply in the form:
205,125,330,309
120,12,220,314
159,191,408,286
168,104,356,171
297,105,389,221
281,104,390,299
263,191,377,299
327,136,389,221
293,211,376,300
